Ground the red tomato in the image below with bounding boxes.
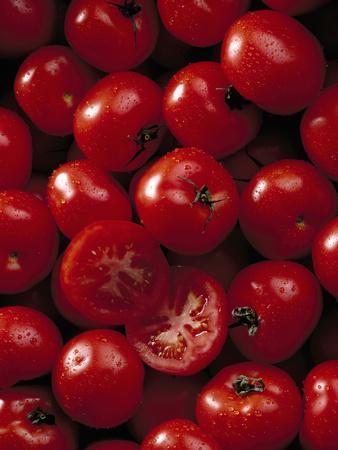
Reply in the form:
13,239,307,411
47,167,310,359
140,419,221,450
52,329,144,428
74,71,164,172
65,0,159,72
0,190,59,293
163,62,262,159
0,107,32,189
60,220,169,325
0,386,78,450
196,362,302,450
134,147,239,254
239,159,337,260
157,0,249,47
0,306,62,388
0,0,57,57
48,160,132,238
221,10,325,114
129,369,208,441
126,266,229,375
261,0,330,15
300,361,338,450
228,261,322,363
312,217,338,298
86,441,139,450
310,307,338,363
301,84,338,181
14,45,96,136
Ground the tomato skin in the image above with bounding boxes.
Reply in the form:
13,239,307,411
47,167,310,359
0,386,78,450
48,160,132,239
0,0,57,57
261,0,330,15
228,260,322,363
163,62,262,159
221,10,325,115
196,362,302,450
65,0,159,72
52,329,144,428
126,266,229,376
312,217,338,298
86,441,139,450
301,85,338,181
0,190,59,293
0,306,62,388
134,147,239,255
140,419,221,450
14,45,97,136
129,369,208,441
74,71,164,172
157,0,249,47
60,220,169,325
239,159,337,260
300,361,338,450
0,107,32,189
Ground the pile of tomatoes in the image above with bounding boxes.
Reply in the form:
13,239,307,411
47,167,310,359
1,0,338,449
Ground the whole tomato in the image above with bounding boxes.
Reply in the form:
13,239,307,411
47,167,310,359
0,190,59,293
47,160,132,238
163,62,262,159
52,329,144,428
300,361,338,450
140,419,221,450
0,306,62,388
196,362,302,450
65,0,159,72
239,159,337,260
221,10,325,114
133,147,239,255
15,45,97,136
0,386,78,450
228,261,322,363
74,71,164,172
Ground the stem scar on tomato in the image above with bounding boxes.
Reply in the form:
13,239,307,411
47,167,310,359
229,306,259,336
216,85,250,111
127,124,161,164
233,374,265,397
27,408,56,425
107,0,142,47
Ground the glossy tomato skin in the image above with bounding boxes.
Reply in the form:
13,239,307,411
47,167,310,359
0,0,57,57
261,0,330,15
312,217,338,298
310,308,338,363
129,369,208,441
47,160,132,238
74,71,164,172
134,147,239,255
0,306,62,388
140,419,221,450
300,361,338,450
0,107,32,189
0,386,78,450
65,0,159,72
86,441,139,450
301,84,338,181
126,266,229,376
60,220,169,325
239,160,337,260
52,329,144,428
14,45,97,136
157,0,249,47
163,62,262,159
221,10,325,115
228,261,322,363
196,362,302,450
0,190,59,293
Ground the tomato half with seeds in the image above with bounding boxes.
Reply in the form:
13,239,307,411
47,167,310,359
60,220,169,325
133,147,239,255
126,266,229,376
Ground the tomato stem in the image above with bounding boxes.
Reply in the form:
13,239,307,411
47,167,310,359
27,408,56,425
107,0,142,47
127,124,161,164
233,374,265,396
229,306,259,336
